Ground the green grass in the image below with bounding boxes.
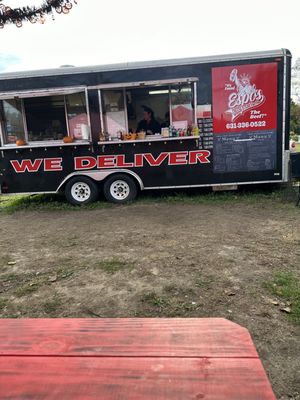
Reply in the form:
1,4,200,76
0,193,110,213
295,142,300,152
56,268,74,279
0,299,8,311
194,275,216,288
0,264,77,300
14,283,40,297
0,185,298,213
264,272,300,324
140,292,169,308
138,186,299,207
137,290,201,317
42,297,62,314
1,273,20,282
95,259,134,274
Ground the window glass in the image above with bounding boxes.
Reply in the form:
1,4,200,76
66,92,89,140
102,90,126,138
171,84,194,127
126,86,169,134
1,99,25,144
24,96,67,141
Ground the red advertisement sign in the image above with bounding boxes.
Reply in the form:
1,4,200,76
212,63,277,133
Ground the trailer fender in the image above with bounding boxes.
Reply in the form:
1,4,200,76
56,169,144,192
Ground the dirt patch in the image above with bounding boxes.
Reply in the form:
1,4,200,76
0,198,300,399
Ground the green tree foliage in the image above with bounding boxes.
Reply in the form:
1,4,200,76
290,100,300,138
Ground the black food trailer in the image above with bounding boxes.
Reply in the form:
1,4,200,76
0,49,292,204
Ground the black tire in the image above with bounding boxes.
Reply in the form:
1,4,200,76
103,174,138,204
65,176,99,205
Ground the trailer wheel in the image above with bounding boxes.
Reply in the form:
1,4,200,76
65,177,99,205
103,174,138,204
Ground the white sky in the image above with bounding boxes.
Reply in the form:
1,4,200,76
0,0,300,72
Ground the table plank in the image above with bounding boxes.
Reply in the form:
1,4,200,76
0,318,258,358
0,356,276,400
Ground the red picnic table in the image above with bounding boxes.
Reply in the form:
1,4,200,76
0,318,275,399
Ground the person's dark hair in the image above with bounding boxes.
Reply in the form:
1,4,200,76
142,105,154,119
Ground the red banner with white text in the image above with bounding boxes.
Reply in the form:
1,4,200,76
212,63,277,134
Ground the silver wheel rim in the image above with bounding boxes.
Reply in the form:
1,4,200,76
71,182,91,202
110,180,130,201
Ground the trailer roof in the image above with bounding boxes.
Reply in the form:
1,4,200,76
0,49,290,81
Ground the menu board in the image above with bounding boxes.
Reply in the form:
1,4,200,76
197,118,213,150
213,130,277,173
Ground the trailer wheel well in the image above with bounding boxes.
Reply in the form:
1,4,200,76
102,172,141,192
57,174,99,192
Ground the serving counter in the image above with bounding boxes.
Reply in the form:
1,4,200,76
98,135,200,145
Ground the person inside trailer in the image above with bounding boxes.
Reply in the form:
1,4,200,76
136,105,161,135
160,111,170,128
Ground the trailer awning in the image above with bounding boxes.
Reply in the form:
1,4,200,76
0,86,87,100
89,77,198,90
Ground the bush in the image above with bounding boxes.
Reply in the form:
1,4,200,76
290,132,298,141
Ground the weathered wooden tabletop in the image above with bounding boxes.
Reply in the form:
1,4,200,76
0,318,276,399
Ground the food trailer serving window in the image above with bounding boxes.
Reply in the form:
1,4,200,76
95,78,198,140
0,88,90,146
